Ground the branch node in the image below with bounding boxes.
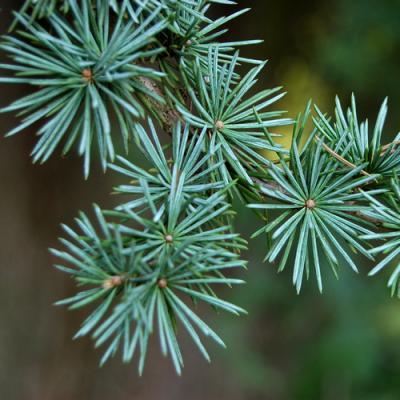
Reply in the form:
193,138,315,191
215,120,225,130
102,276,123,290
305,199,316,209
158,278,168,289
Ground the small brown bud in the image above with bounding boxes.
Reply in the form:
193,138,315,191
215,120,225,130
185,39,193,46
82,68,94,83
165,234,174,244
102,275,123,290
204,75,211,84
158,278,168,289
305,199,316,209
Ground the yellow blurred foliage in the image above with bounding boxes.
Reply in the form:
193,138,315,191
265,60,331,160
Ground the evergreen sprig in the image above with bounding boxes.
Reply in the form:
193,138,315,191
1,0,400,375
248,111,385,292
53,183,247,374
109,120,224,213
175,47,291,185
361,176,400,297
1,1,167,176
315,95,400,176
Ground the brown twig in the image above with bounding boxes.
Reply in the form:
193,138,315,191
137,75,181,134
380,140,400,156
315,136,371,176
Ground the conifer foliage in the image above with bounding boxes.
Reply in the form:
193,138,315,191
1,0,399,374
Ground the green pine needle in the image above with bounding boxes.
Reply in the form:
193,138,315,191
361,176,400,297
314,94,400,176
1,1,167,176
249,135,379,293
53,183,247,373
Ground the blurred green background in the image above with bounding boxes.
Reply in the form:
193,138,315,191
1,1,400,399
